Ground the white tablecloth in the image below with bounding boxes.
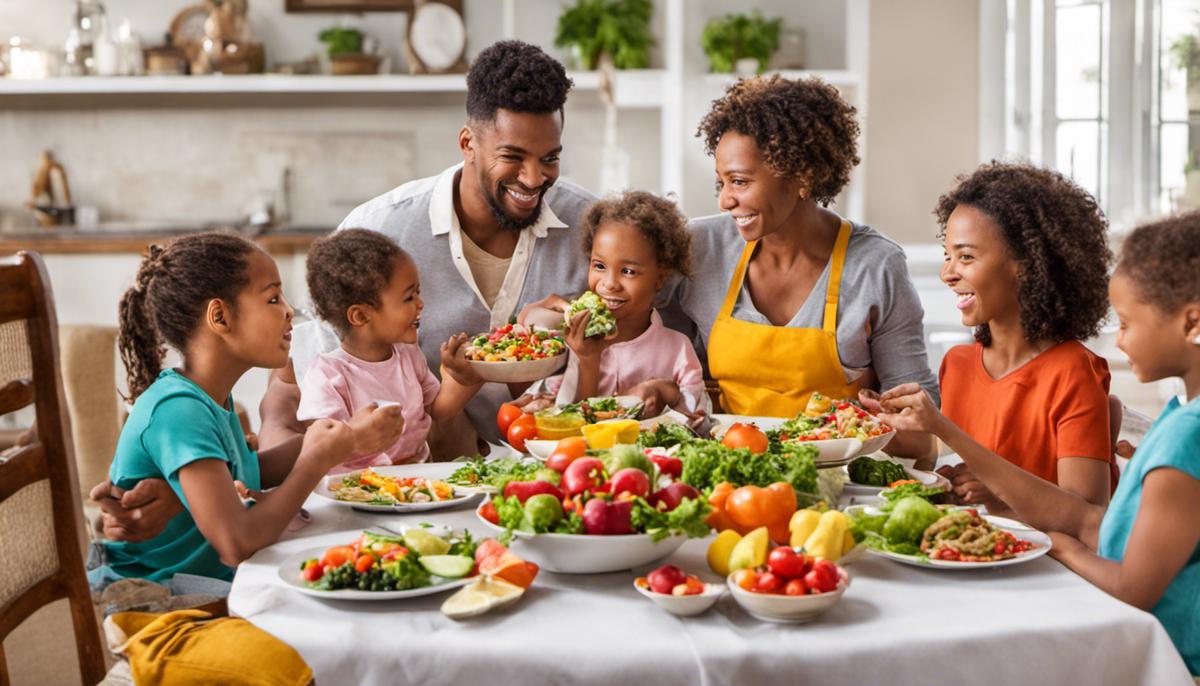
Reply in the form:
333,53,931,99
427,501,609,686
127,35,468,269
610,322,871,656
230,488,1193,686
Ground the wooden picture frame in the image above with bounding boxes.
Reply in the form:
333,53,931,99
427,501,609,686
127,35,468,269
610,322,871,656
285,0,412,12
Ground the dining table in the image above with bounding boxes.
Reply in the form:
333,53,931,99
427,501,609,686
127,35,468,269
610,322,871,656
227,460,1195,686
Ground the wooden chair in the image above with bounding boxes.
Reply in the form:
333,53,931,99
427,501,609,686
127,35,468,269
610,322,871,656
0,251,106,685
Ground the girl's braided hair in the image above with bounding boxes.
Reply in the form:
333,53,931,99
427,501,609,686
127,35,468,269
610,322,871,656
118,231,258,400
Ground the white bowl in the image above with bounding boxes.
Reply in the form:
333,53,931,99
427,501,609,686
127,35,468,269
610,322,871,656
475,507,688,574
524,439,559,460
726,568,850,623
466,353,567,383
710,414,894,466
633,579,724,616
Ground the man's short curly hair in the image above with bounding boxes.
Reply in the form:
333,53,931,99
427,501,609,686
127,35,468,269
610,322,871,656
934,161,1112,346
1116,211,1200,313
696,75,861,206
466,40,573,123
306,229,409,337
582,191,692,276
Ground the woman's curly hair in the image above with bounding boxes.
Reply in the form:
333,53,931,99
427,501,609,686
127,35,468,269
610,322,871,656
118,231,258,401
306,229,409,337
466,40,573,123
934,161,1112,346
581,191,692,276
1116,211,1200,313
696,75,861,206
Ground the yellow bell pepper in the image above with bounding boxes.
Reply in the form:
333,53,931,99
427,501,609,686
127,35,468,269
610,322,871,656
581,420,640,449
802,510,851,562
789,509,822,548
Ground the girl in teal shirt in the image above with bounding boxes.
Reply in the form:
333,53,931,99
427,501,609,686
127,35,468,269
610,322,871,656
97,232,355,584
878,211,1200,675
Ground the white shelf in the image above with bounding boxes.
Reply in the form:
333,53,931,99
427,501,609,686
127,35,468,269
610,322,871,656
0,69,668,107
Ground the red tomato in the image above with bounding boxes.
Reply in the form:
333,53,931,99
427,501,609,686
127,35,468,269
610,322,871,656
479,500,500,525
554,437,588,459
767,546,808,580
784,578,808,596
609,468,651,498
497,403,525,436
302,562,325,582
721,423,769,454
754,571,784,594
805,559,840,593
321,545,355,569
506,414,538,453
354,554,376,573
546,451,581,473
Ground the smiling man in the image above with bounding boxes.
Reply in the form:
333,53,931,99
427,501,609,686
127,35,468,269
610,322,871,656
267,40,593,450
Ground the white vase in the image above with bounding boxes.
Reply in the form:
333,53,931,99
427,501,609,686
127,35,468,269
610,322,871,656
734,57,760,76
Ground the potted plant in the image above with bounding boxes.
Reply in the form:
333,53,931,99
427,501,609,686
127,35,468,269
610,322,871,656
1169,32,1200,112
319,26,380,75
554,0,654,70
701,11,782,75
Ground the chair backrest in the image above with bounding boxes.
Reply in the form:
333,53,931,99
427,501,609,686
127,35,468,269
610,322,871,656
0,251,106,685
59,325,121,501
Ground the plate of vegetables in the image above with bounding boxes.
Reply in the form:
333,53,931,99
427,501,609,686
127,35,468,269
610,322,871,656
279,528,478,600
842,456,949,495
772,393,895,457
316,464,484,513
461,323,567,383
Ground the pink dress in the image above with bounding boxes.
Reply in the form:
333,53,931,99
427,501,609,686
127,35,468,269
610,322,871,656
297,343,439,472
546,310,707,413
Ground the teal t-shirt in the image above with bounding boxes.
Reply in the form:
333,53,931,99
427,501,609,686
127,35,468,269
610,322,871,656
103,369,261,582
1098,396,1200,675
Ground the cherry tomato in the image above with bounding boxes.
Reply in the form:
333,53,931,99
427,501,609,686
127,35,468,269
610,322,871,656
754,571,784,594
354,554,376,573
320,545,355,569
497,403,525,436
767,546,808,580
506,414,538,453
784,578,808,596
732,568,758,591
302,561,325,582
721,423,769,454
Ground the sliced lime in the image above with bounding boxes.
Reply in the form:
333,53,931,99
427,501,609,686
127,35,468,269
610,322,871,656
403,528,450,556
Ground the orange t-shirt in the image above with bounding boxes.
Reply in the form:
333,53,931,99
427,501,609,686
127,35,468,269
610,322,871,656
940,340,1116,487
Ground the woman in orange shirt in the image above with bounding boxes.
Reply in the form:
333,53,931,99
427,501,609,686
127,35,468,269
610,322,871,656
875,162,1117,511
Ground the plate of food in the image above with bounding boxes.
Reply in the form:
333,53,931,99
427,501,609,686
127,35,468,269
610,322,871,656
847,499,1051,569
443,456,550,493
772,393,896,456
709,414,858,466
842,455,950,495
461,323,567,383
316,465,483,513
278,528,478,600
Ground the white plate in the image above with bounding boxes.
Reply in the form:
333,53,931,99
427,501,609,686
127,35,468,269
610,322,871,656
314,463,484,513
842,458,951,495
524,439,559,460
710,414,888,466
475,506,687,574
277,543,473,601
865,513,1052,569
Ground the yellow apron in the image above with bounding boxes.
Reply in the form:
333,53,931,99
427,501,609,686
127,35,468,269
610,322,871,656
707,220,860,416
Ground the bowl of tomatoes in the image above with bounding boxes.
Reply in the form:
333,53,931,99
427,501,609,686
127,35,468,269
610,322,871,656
462,324,567,384
726,547,849,623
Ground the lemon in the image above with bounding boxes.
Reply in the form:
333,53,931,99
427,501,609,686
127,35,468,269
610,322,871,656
707,529,742,576
419,555,474,579
403,528,450,556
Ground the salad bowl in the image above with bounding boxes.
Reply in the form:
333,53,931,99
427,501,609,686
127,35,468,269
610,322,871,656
475,507,687,574
727,568,850,623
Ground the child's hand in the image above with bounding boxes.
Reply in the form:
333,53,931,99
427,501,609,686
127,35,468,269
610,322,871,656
347,402,405,454
440,333,484,386
518,294,570,328
626,378,682,418
875,383,946,435
300,418,356,472
564,311,614,361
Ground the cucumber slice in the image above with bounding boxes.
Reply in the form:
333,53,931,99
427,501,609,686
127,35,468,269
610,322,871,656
419,554,474,579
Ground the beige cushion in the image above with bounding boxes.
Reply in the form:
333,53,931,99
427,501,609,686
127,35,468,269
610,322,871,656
58,325,120,499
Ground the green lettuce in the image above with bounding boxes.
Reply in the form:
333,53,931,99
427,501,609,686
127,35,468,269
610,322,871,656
565,291,617,338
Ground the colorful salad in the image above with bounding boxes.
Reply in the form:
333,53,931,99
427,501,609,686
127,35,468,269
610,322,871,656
920,510,1037,562
299,529,476,591
564,291,617,338
331,469,456,505
446,457,550,491
464,324,566,362
774,393,893,442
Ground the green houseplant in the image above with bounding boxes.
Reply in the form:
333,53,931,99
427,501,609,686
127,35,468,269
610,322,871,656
701,11,782,74
318,27,363,58
554,0,655,70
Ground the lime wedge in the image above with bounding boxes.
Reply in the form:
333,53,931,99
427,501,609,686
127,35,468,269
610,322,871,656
403,528,450,556
419,554,474,579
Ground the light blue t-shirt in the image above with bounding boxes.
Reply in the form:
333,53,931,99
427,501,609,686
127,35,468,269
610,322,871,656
1098,396,1200,675
101,369,260,582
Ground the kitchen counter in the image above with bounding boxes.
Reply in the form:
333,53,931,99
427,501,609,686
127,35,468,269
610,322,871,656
0,225,328,255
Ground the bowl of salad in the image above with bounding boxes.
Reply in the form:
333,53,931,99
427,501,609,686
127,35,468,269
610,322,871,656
462,324,567,383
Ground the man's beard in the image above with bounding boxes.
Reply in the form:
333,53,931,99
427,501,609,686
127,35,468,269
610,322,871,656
481,172,548,232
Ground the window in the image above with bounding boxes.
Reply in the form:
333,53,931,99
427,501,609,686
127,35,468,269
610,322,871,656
1156,1,1200,212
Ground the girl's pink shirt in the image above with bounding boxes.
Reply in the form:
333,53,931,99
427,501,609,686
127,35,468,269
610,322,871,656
297,343,439,473
546,310,706,412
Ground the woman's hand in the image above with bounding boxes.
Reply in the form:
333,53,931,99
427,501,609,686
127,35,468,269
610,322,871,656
937,463,1002,508
517,294,570,328
440,333,484,386
875,383,947,435
299,418,356,473
511,393,556,413
347,402,405,454
563,311,613,362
